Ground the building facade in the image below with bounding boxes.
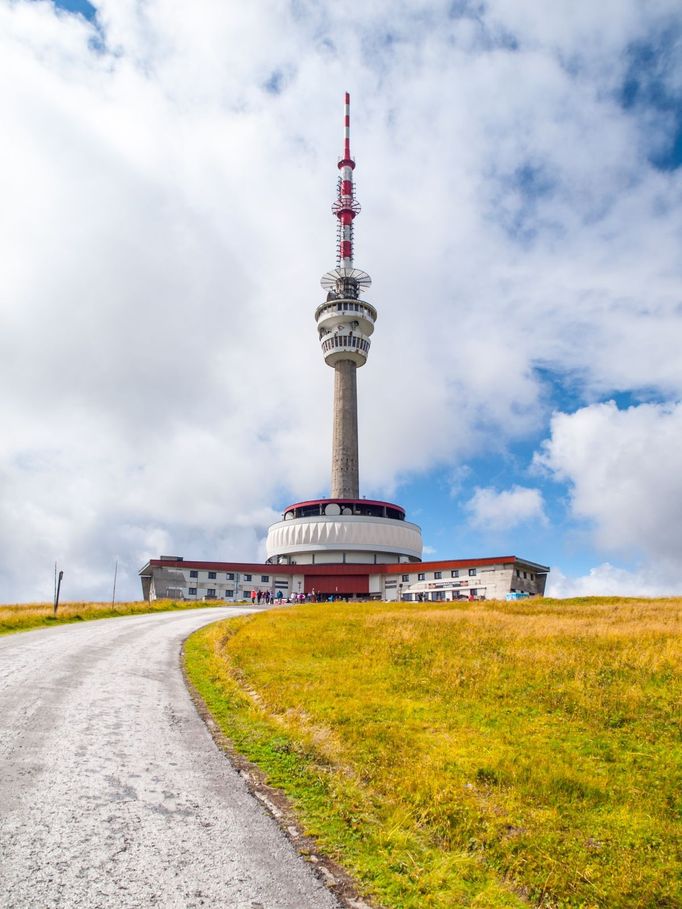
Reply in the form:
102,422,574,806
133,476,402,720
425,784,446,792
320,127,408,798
139,555,549,603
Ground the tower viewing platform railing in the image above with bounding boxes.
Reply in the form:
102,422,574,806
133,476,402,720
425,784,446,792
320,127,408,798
282,498,407,521
315,298,376,329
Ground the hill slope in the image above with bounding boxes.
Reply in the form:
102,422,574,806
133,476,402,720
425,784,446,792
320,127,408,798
185,598,682,908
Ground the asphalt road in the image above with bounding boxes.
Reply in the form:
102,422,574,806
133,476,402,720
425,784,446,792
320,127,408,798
0,608,341,909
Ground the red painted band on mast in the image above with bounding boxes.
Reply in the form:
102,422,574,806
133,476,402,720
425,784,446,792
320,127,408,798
338,92,356,264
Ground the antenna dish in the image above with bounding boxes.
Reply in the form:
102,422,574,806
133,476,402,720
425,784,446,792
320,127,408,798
332,199,361,216
320,267,372,295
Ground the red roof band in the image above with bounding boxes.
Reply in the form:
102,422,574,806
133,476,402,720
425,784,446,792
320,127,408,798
143,556,550,576
284,497,406,515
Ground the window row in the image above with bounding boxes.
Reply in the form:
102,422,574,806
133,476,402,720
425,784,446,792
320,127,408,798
404,588,481,601
188,571,270,582
188,588,235,597
335,301,369,314
407,568,477,582
319,301,374,319
322,335,370,353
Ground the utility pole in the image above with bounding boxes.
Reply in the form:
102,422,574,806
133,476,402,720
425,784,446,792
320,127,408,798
53,569,64,617
112,559,118,608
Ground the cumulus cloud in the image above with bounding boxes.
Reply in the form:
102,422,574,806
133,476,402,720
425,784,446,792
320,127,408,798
536,401,682,567
1,1,682,600
546,562,681,598
466,485,547,531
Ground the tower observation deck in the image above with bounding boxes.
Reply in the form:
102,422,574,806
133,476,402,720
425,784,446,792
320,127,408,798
265,94,422,567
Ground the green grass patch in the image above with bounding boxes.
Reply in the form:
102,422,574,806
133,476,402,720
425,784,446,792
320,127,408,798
0,598,242,636
184,598,682,909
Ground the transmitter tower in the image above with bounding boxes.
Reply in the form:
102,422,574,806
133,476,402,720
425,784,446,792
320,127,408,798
264,94,423,569
316,92,376,498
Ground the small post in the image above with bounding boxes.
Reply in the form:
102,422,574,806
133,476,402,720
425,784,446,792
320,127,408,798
54,570,64,617
112,559,118,608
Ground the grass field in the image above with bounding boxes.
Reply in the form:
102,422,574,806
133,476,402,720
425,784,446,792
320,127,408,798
0,598,241,635
185,597,682,909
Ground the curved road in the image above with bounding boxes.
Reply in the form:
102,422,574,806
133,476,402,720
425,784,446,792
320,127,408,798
0,608,341,909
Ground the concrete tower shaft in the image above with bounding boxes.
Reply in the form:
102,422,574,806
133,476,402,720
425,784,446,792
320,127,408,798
331,359,359,498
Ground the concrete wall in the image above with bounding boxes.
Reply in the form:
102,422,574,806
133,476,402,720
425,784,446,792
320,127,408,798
148,568,282,602
266,514,423,562
393,562,546,601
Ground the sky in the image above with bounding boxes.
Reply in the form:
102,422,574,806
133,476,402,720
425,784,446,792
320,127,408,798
1,0,682,603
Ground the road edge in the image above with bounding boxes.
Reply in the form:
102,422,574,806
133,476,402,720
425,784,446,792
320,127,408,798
180,629,376,909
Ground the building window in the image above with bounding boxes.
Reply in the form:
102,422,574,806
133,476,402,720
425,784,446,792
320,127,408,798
418,572,425,581
225,589,234,597
207,588,216,597
208,571,216,579
402,574,409,582
226,572,234,580
434,571,442,579
470,588,478,597
189,570,198,578
468,568,477,577
244,574,252,582
188,587,197,596
451,570,459,578
261,575,269,582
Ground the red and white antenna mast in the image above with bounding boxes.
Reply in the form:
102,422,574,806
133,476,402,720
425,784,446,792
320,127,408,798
320,92,372,298
335,91,360,269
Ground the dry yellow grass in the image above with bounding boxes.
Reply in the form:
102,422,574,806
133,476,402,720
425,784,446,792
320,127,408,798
186,596,682,909
0,598,235,634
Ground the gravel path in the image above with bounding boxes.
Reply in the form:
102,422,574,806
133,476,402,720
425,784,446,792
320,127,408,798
0,608,341,909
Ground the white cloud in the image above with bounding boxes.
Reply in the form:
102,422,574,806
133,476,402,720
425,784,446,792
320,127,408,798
536,401,682,566
1,1,682,600
546,562,681,598
466,485,547,531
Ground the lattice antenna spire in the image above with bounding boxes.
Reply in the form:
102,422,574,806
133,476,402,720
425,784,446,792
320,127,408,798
321,92,371,300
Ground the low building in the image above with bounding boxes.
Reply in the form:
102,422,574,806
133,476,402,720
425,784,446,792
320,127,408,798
139,554,548,602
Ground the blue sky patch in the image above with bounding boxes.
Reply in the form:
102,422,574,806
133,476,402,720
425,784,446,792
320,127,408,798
52,0,96,20
621,30,682,170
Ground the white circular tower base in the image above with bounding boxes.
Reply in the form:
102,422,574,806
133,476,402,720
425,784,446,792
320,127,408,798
265,499,423,565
